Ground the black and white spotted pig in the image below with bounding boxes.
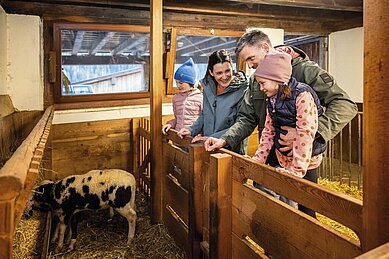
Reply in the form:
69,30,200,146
30,169,136,252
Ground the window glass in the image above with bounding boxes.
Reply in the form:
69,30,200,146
61,29,150,96
173,35,239,86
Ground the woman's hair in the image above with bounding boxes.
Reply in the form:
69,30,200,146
280,83,292,100
204,49,233,84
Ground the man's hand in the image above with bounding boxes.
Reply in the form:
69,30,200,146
204,137,227,152
162,124,172,135
192,134,208,143
278,126,296,156
177,128,191,139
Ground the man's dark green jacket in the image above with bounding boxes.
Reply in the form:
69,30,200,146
222,46,358,150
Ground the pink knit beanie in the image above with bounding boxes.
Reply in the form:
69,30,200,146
254,51,292,84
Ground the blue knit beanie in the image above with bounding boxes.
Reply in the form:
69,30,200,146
174,58,196,85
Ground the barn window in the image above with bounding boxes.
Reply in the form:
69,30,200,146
53,23,150,103
166,28,244,95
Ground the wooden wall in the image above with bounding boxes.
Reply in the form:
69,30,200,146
51,115,174,180
0,111,43,168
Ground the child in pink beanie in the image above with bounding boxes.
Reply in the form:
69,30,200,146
252,51,326,179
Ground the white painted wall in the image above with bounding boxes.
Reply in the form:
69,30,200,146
7,14,44,111
0,6,7,95
329,27,363,102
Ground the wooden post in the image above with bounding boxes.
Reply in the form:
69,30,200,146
363,0,389,251
209,153,232,259
150,0,164,223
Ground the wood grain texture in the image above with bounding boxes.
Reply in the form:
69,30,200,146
230,153,363,238
362,0,389,251
232,181,361,258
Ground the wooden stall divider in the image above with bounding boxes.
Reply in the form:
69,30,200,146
0,106,54,259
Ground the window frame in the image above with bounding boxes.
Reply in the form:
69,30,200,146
166,28,245,95
53,23,150,104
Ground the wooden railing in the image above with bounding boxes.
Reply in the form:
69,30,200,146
160,128,364,258
137,117,151,197
0,106,54,259
319,111,363,188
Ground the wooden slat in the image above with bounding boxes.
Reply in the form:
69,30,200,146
163,205,190,256
163,128,193,147
231,233,267,259
209,153,232,259
362,0,389,251
162,142,190,188
139,127,150,140
164,174,189,225
229,152,363,237
0,107,53,200
0,201,14,259
355,242,389,259
232,180,361,258
150,0,164,223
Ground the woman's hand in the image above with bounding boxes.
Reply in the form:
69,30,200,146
192,134,208,143
162,124,172,135
177,128,191,139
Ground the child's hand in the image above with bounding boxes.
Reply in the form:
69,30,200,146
162,124,172,135
177,128,191,139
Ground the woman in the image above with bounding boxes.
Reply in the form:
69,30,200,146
178,49,249,154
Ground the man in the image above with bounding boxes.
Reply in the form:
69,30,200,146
204,29,358,217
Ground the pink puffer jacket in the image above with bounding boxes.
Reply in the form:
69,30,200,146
167,88,203,131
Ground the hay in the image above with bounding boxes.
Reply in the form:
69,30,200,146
13,212,45,259
317,178,362,242
13,191,186,259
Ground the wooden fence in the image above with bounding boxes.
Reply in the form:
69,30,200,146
155,128,364,258
136,116,389,258
137,117,151,197
0,107,54,259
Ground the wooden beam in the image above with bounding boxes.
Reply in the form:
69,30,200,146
150,0,163,223
2,1,362,34
362,0,389,252
225,0,363,12
71,30,85,55
90,31,115,55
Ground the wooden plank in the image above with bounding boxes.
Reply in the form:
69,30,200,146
52,118,132,139
362,0,389,251
230,153,363,237
150,0,164,223
355,242,389,259
226,0,362,11
0,201,14,259
163,205,190,257
191,143,208,235
232,180,362,258
164,174,189,225
166,27,178,95
162,142,190,188
163,128,193,147
232,233,267,259
0,107,53,200
209,153,232,259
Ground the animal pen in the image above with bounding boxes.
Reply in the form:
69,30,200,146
0,0,388,258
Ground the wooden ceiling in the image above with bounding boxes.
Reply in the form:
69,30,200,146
1,0,363,35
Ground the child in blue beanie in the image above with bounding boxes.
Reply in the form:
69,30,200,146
162,58,203,134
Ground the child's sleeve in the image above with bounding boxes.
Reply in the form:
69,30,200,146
289,91,319,177
166,96,177,128
252,109,275,163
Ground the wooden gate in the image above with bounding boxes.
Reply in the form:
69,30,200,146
161,131,205,258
